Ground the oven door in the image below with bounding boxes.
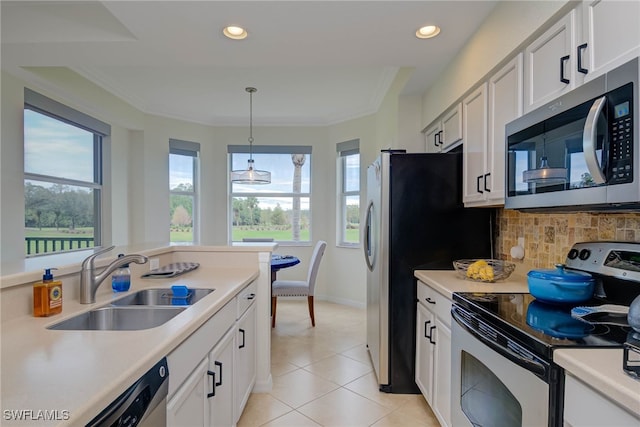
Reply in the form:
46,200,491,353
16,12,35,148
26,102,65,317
451,306,558,427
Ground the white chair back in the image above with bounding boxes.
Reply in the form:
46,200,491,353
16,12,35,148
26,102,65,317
306,240,327,295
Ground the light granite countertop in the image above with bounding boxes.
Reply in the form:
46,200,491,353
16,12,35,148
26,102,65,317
414,269,640,420
1,263,259,426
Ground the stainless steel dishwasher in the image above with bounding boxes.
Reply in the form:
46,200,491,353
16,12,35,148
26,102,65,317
87,358,169,427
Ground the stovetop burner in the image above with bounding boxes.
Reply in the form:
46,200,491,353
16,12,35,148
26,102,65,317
453,292,632,359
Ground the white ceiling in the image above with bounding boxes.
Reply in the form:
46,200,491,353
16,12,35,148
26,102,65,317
1,1,498,126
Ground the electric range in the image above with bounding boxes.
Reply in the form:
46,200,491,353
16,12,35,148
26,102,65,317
454,242,640,360
450,241,640,427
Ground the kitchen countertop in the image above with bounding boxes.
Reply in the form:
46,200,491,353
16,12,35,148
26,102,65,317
414,269,529,298
0,265,258,426
554,348,640,418
414,269,640,420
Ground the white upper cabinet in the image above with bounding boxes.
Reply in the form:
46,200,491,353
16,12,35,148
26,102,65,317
524,10,579,113
462,84,488,205
463,55,522,207
424,103,463,153
486,54,524,205
579,0,640,83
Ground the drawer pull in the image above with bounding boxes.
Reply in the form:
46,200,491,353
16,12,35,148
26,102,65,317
425,297,436,305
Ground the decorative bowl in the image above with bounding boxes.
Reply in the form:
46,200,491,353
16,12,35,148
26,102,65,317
453,259,516,282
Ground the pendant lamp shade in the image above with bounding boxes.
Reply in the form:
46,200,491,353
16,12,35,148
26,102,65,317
230,87,271,185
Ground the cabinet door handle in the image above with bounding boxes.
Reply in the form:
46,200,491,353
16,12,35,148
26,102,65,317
207,370,216,398
434,132,440,147
424,320,432,339
560,55,570,84
577,43,588,74
429,326,436,345
214,361,223,387
246,293,255,300
476,175,484,194
438,130,444,146
425,297,436,305
484,173,491,192
239,328,246,349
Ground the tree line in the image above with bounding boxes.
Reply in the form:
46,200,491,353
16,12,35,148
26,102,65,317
232,197,310,229
25,182,94,230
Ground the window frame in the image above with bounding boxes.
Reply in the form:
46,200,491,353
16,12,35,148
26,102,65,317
336,139,360,248
227,145,313,245
23,89,109,257
169,139,200,244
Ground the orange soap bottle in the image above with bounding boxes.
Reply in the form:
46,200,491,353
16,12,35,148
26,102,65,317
33,268,63,317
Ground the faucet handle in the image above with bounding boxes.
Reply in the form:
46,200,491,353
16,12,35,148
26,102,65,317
82,245,115,269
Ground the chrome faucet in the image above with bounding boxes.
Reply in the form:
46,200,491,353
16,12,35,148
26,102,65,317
80,245,149,304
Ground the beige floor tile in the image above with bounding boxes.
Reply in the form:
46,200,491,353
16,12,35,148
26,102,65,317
343,372,411,410
242,300,440,426
340,344,372,365
269,368,339,408
297,387,392,427
261,410,322,427
237,393,293,427
303,353,372,386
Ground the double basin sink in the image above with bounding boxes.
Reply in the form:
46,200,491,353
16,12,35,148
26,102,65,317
48,288,214,331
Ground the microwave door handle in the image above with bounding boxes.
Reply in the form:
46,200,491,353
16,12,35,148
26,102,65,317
582,96,607,184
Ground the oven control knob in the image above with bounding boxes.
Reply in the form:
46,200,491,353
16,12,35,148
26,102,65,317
567,249,579,259
578,249,591,260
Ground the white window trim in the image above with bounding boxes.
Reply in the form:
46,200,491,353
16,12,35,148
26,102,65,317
227,145,313,245
336,139,360,248
169,139,200,244
24,89,110,257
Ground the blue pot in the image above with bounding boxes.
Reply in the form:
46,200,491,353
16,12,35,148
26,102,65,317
527,264,595,304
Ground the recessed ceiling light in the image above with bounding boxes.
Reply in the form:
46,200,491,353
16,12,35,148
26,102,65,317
223,26,248,40
416,25,441,39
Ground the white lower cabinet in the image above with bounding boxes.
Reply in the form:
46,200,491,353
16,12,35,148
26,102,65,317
563,374,640,426
208,329,235,426
234,302,256,422
415,280,452,427
167,281,257,427
167,359,210,426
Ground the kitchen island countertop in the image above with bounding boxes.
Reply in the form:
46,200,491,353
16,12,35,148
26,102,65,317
0,246,265,426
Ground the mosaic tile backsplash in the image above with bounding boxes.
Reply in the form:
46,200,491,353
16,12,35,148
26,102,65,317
496,209,640,270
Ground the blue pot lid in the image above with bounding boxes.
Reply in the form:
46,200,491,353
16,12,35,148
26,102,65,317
527,264,595,283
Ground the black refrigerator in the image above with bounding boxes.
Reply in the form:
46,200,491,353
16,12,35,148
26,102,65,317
364,150,494,393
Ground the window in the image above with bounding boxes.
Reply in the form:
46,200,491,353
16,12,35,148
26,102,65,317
228,145,312,243
169,139,200,243
24,89,109,256
337,140,360,246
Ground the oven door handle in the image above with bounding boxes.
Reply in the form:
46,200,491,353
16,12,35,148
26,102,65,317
582,95,607,184
452,307,547,378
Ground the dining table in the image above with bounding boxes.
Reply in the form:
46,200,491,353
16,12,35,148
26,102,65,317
270,254,300,283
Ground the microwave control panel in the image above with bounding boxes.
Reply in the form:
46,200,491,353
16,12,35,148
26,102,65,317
608,88,633,184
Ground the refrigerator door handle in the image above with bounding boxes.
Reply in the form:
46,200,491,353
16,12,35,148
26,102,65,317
364,200,375,271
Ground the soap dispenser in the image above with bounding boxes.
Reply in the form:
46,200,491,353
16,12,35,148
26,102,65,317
112,254,131,292
33,268,63,317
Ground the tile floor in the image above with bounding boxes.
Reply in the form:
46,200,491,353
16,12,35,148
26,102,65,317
238,299,440,426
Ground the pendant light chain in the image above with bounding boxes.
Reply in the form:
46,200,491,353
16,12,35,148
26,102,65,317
248,86,255,162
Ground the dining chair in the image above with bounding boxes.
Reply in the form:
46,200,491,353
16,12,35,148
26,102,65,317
271,240,327,328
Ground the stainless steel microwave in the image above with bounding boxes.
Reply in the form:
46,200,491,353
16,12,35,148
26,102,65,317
505,57,638,211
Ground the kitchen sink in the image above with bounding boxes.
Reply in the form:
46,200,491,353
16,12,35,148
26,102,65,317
47,306,186,331
110,288,214,306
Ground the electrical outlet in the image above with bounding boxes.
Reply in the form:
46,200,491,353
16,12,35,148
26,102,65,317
149,258,160,270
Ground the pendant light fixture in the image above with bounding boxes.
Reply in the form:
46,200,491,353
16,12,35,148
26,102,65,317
522,139,567,184
230,87,271,185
